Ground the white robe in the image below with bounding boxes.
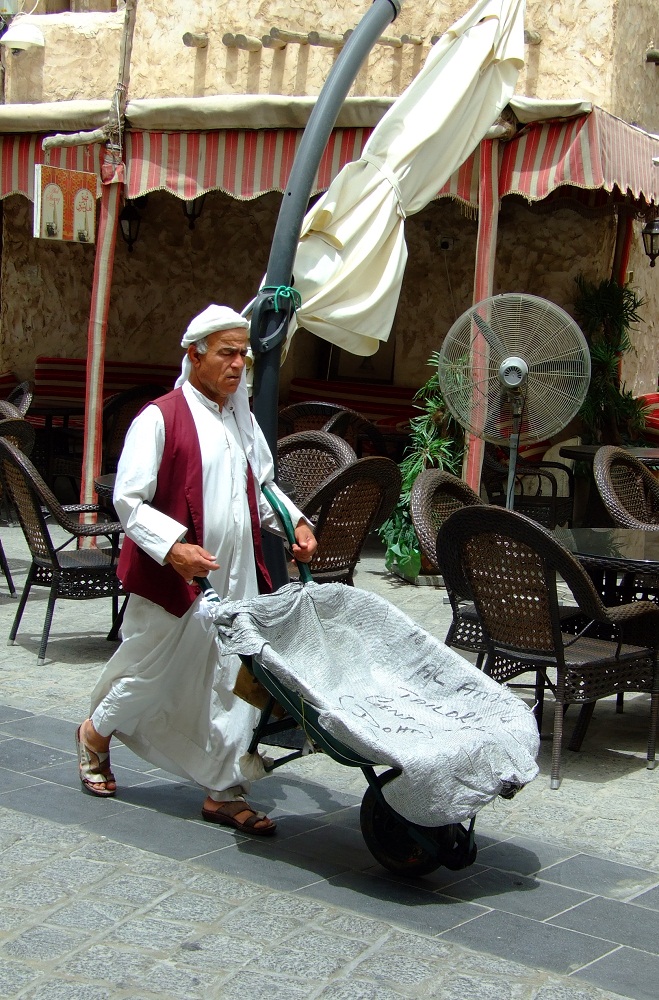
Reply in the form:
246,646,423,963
90,381,306,798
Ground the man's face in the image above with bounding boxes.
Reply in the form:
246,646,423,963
188,328,249,406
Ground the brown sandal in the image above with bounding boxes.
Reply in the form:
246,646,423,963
75,725,116,797
201,800,276,836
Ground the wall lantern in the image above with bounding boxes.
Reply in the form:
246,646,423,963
182,194,206,230
642,216,659,268
119,200,142,252
0,20,45,52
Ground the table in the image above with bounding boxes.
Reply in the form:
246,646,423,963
94,472,116,503
554,526,659,604
29,402,85,483
559,444,659,467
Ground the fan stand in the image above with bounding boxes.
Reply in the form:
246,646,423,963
505,393,524,511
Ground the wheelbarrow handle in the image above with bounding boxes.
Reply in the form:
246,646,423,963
262,484,313,584
192,484,314,594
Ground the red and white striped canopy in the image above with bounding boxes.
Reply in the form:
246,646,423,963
0,106,657,207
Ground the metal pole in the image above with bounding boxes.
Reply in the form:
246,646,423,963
252,0,400,587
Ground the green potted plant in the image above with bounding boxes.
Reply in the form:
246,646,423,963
574,275,648,445
379,352,464,582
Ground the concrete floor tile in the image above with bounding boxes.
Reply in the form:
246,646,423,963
439,867,593,920
192,839,350,889
0,738,72,773
0,765,45,793
538,854,659,900
475,835,579,876
0,714,77,751
440,909,617,976
299,870,489,935
549,896,659,954
83,803,239,860
0,779,130,826
574,945,659,1000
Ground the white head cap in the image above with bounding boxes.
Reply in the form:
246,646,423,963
176,304,249,387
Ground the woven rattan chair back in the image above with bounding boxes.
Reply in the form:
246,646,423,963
103,383,167,473
438,504,659,788
411,469,483,574
0,419,36,596
301,456,401,585
0,435,124,663
593,445,659,528
0,400,21,419
411,469,486,663
278,401,347,437
5,380,34,417
322,408,388,458
277,431,356,508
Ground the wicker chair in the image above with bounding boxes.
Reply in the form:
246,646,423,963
299,456,401,585
52,382,167,488
593,445,659,604
593,446,659,529
481,443,575,529
278,401,347,437
438,504,659,789
0,418,36,597
0,400,21,419
0,436,124,664
322,407,388,458
410,469,486,665
5,379,34,417
277,430,356,508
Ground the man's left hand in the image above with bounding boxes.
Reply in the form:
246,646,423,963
292,521,317,563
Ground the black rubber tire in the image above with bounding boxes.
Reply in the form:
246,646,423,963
360,781,443,876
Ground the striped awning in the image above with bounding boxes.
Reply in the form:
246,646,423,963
1,105,657,208
123,127,373,200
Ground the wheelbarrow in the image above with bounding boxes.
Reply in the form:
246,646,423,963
197,486,538,877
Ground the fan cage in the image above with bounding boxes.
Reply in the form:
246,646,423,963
437,293,591,446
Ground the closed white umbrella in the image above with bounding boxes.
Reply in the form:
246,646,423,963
291,0,525,357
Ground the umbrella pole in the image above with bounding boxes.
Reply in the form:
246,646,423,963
252,0,401,587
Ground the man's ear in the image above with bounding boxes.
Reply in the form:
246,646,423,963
187,344,200,369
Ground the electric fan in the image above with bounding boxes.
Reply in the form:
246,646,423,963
437,293,591,510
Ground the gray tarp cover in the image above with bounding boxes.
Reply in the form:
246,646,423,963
201,582,539,827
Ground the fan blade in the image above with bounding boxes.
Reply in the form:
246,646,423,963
472,312,506,357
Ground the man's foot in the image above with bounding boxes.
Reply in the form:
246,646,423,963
75,721,116,797
201,797,276,836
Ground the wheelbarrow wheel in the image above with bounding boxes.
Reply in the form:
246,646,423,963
360,778,444,877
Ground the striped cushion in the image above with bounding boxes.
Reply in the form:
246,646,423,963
0,370,18,393
33,356,180,408
287,377,418,430
638,393,659,445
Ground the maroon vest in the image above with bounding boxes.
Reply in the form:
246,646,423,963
116,387,271,618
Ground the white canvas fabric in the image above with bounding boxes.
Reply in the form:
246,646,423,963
289,0,525,356
199,581,539,826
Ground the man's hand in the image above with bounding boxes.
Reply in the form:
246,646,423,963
291,521,317,563
165,541,219,581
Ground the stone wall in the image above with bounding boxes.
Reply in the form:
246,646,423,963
6,185,656,399
4,1,649,108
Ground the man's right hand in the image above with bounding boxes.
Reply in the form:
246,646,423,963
165,541,220,581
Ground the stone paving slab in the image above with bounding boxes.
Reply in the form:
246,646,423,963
1,522,658,998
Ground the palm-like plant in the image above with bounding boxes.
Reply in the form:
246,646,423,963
379,353,464,581
574,276,648,444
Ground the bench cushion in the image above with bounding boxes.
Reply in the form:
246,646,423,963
33,356,180,408
287,377,418,431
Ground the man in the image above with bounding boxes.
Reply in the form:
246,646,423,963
75,305,316,836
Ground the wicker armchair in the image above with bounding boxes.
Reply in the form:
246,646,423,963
410,469,486,665
593,446,659,529
0,436,124,664
299,456,401,585
322,407,388,458
278,401,347,437
0,418,36,597
52,382,167,488
481,443,575,529
5,379,34,417
438,504,659,789
277,430,356,508
0,400,21,419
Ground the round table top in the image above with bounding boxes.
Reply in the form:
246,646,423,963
559,444,659,466
94,473,116,501
554,526,659,574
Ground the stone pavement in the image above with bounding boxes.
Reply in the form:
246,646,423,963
1,522,659,1000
